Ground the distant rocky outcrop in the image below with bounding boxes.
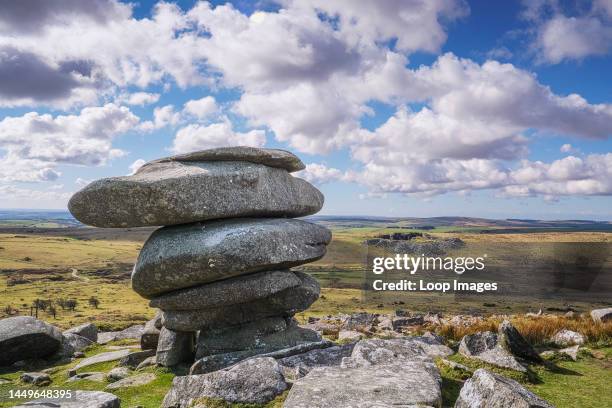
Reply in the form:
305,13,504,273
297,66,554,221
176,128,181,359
364,235,464,256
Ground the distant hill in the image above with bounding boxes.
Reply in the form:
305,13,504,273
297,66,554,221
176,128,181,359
0,210,610,232
308,215,612,232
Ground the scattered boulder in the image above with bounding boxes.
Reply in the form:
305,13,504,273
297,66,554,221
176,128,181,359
498,320,542,363
459,331,526,372
68,372,106,382
590,308,612,323
162,357,287,408
559,345,580,361
20,372,51,386
97,324,144,345
64,322,98,342
69,154,322,228
119,349,156,368
136,356,157,370
141,317,161,350
74,349,132,371
343,338,434,369
278,343,355,380
376,315,394,331
404,333,454,358
392,315,424,330
340,312,377,331
551,329,585,347
440,358,471,372
0,316,63,366
106,373,156,390
107,367,131,382
156,327,194,367
133,219,330,298
455,369,554,408
14,391,120,408
63,333,94,352
284,362,442,408
337,330,363,342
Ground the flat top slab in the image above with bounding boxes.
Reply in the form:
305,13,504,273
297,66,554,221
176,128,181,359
145,146,305,172
284,362,442,408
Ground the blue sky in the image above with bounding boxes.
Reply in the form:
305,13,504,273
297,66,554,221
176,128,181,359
0,0,611,220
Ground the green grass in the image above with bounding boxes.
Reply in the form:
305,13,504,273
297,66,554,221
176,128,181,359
437,348,612,408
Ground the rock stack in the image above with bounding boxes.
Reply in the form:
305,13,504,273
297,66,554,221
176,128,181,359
69,146,331,371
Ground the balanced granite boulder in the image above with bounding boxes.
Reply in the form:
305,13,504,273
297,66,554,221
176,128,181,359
69,148,322,228
150,270,303,310
0,316,63,366
161,272,320,331
68,146,331,374
133,219,330,298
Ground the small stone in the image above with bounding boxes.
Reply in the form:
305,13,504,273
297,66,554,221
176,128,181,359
156,327,194,367
337,330,364,342
13,390,120,408
459,331,526,372
68,372,106,382
73,351,85,358
97,324,144,344
141,318,161,350
162,357,287,408
106,373,156,389
119,349,156,368
107,367,131,381
559,345,580,361
455,369,554,408
133,219,330,298
551,329,585,347
392,315,424,330
64,322,98,342
440,358,470,372
0,316,63,365
20,372,51,386
136,356,157,370
74,349,132,371
340,312,377,331
591,308,612,323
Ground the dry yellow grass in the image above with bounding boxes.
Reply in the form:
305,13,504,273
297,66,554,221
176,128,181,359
436,314,612,345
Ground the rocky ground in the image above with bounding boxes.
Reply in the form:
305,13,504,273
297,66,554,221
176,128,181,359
0,307,610,407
